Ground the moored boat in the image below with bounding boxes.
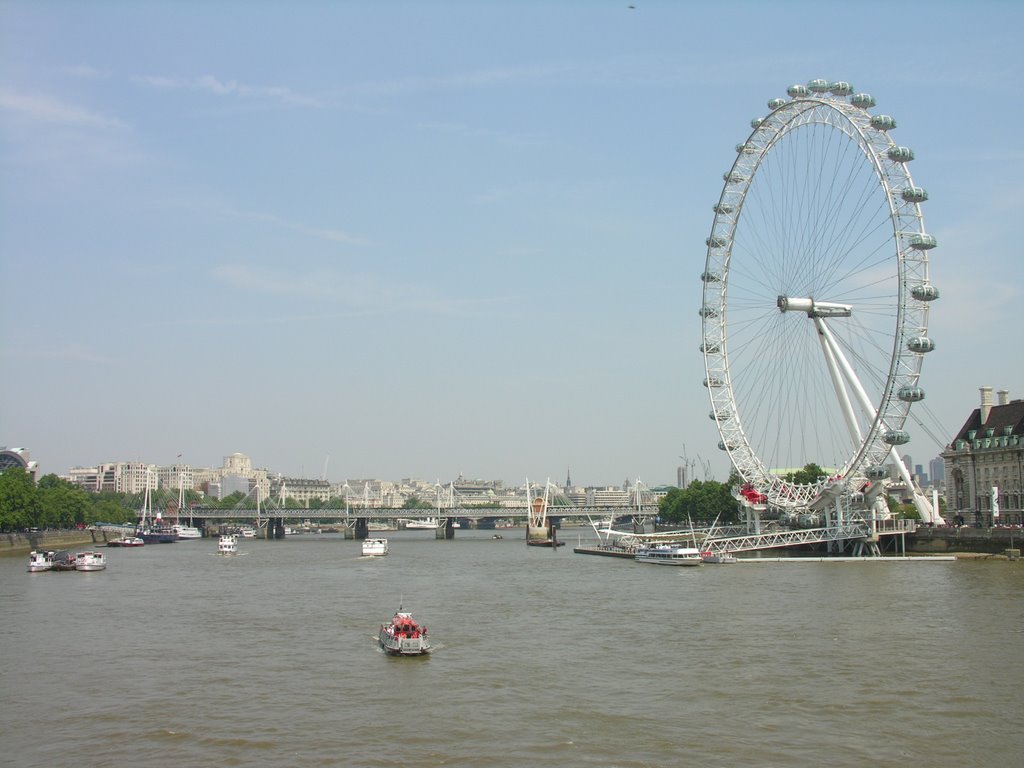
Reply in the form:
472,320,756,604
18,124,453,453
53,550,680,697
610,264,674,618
108,535,145,548
51,551,77,571
635,543,703,566
217,534,238,555
27,550,54,572
362,538,389,557
172,524,202,540
379,607,431,656
701,552,738,564
74,551,107,571
138,525,177,544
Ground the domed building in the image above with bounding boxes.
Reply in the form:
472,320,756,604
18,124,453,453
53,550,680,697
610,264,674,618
0,447,38,481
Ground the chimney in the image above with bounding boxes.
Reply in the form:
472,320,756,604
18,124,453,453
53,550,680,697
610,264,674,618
980,386,993,424
997,389,1009,406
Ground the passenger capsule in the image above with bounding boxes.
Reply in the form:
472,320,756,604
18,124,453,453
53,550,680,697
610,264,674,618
901,186,929,203
699,342,721,354
887,146,915,163
870,114,897,131
736,143,757,154
911,283,940,301
713,203,734,215
706,235,728,248
723,172,747,184
907,337,935,353
718,440,737,451
787,84,809,98
807,78,830,93
700,271,722,283
898,386,926,402
767,97,787,110
883,430,911,446
850,93,876,108
829,81,854,96
908,233,938,250
704,377,724,388
750,117,765,129
699,306,718,318
713,408,731,420
865,465,889,480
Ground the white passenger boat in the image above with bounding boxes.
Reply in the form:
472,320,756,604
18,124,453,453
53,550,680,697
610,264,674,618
238,526,256,539
27,550,54,572
74,551,107,571
379,607,431,656
701,552,738,564
217,534,238,555
635,543,703,566
107,535,145,547
405,517,440,529
362,538,389,557
172,524,202,540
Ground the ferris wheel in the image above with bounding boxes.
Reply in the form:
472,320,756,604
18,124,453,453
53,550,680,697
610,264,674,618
700,79,939,511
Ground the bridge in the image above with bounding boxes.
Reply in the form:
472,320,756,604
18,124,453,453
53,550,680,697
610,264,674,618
184,505,659,540
179,504,914,556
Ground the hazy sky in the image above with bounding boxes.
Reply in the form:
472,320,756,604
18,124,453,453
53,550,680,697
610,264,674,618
2,1,1021,487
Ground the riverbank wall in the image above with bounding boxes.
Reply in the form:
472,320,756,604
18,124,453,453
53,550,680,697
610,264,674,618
907,526,1022,555
0,530,102,557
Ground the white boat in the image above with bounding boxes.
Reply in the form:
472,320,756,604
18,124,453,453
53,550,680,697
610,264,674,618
405,517,440,529
74,551,107,571
362,538,389,557
238,527,256,539
107,535,145,547
27,550,54,572
701,552,738,564
172,524,202,540
635,543,703,566
217,534,238,555
379,607,431,656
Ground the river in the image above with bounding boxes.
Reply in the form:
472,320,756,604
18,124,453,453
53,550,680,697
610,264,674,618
1,529,1021,767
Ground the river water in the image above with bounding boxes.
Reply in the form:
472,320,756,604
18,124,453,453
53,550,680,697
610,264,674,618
1,529,1021,767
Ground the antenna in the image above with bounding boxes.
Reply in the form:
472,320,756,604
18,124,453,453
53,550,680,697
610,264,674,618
322,455,330,481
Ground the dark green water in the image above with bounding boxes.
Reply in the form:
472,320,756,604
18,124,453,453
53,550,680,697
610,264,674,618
2,529,1022,767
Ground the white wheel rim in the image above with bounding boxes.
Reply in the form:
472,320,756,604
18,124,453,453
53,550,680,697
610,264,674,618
701,83,935,509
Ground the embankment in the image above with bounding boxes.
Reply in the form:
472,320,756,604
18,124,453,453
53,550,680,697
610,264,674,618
0,530,103,557
907,526,1022,555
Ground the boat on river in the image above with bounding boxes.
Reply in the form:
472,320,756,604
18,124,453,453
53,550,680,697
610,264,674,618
172,524,202,540
635,543,703,566
362,538,389,557
27,550,54,572
378,607,431,656
217,534,238,555
51,551,78,571
108,535,145,548
74,551,106,571
701,552,738,564
405,517,440,529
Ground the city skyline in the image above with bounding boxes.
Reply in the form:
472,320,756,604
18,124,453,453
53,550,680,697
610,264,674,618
2,2,1022,487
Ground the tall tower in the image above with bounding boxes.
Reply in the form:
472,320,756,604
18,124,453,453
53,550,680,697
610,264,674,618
565,467,572,490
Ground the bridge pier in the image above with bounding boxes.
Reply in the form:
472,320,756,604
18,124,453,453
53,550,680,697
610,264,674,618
266,518,286,539
354,518,369,540
436,518,455,540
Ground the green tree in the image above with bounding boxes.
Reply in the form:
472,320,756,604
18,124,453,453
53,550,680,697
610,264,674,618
659,479,738,525
37,475,91,528
784,463,828,485
0,467,41,531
